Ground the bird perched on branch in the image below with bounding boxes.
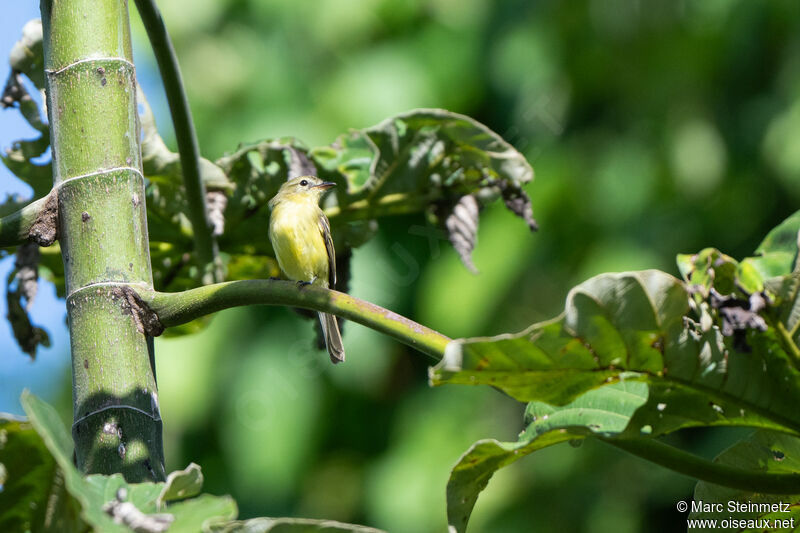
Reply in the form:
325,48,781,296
268,176,345,363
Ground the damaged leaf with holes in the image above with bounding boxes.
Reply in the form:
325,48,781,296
437,211,800,532
431,269,800,434
315,109,538,271
210,109,537,288
678,210,800,354
677,248,770,349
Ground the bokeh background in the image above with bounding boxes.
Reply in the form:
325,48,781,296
3,1,800,531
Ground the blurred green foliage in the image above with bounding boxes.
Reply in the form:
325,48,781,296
120,0,800,531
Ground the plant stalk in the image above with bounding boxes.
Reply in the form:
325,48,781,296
41,0,164,481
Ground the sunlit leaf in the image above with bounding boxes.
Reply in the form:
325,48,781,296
431,270,800,436
215,109,535,276
17,392,237,532
158,462,203,505
751,210,800,278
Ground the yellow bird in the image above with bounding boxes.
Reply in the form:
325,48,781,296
268,176,345,363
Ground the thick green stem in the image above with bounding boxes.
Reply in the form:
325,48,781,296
138,280,450,361
132,0,222,284
606,438,800,494
41,0,164,481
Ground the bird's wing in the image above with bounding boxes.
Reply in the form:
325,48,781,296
318,212,336,287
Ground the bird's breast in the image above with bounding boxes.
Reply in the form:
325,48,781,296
269,202,329,285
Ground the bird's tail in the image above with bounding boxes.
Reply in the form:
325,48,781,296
318,312,345,364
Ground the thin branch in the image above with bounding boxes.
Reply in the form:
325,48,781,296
137,280,450,361
789,313,800,340
133,0,222,284
0,193,57,248
605,437,800,494
775,320,800,371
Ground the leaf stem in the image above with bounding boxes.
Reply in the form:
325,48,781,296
775,320,800,370
137,280,450,361
788,314,800,341
0,195,52,248
133,0,222,284
605,437,800,494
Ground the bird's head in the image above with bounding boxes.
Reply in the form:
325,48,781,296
269,176,336,208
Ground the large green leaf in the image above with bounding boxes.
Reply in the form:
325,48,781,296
446,381,648,533
16,392,238,532
437,216,800,533
690,431,800,532
312,109,533,199
213,109,535,277
6,394,384,532
138,106,536,294
430,270,800,436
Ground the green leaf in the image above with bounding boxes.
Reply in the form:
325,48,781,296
744,210,800,340
0,144,52,199
209,517,386,532
163,493,238,532
430,270,800,436
318,109,533,198
0,414,83,532
752,210,800,278
214,109,534,286
158,462,203,505
21,391,76,473
79,474,164,532
18,392,237,532
446,381,648,533
691,431,800,531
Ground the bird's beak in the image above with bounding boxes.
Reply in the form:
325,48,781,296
312,181,336,190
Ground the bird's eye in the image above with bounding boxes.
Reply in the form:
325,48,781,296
299,179,309,187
